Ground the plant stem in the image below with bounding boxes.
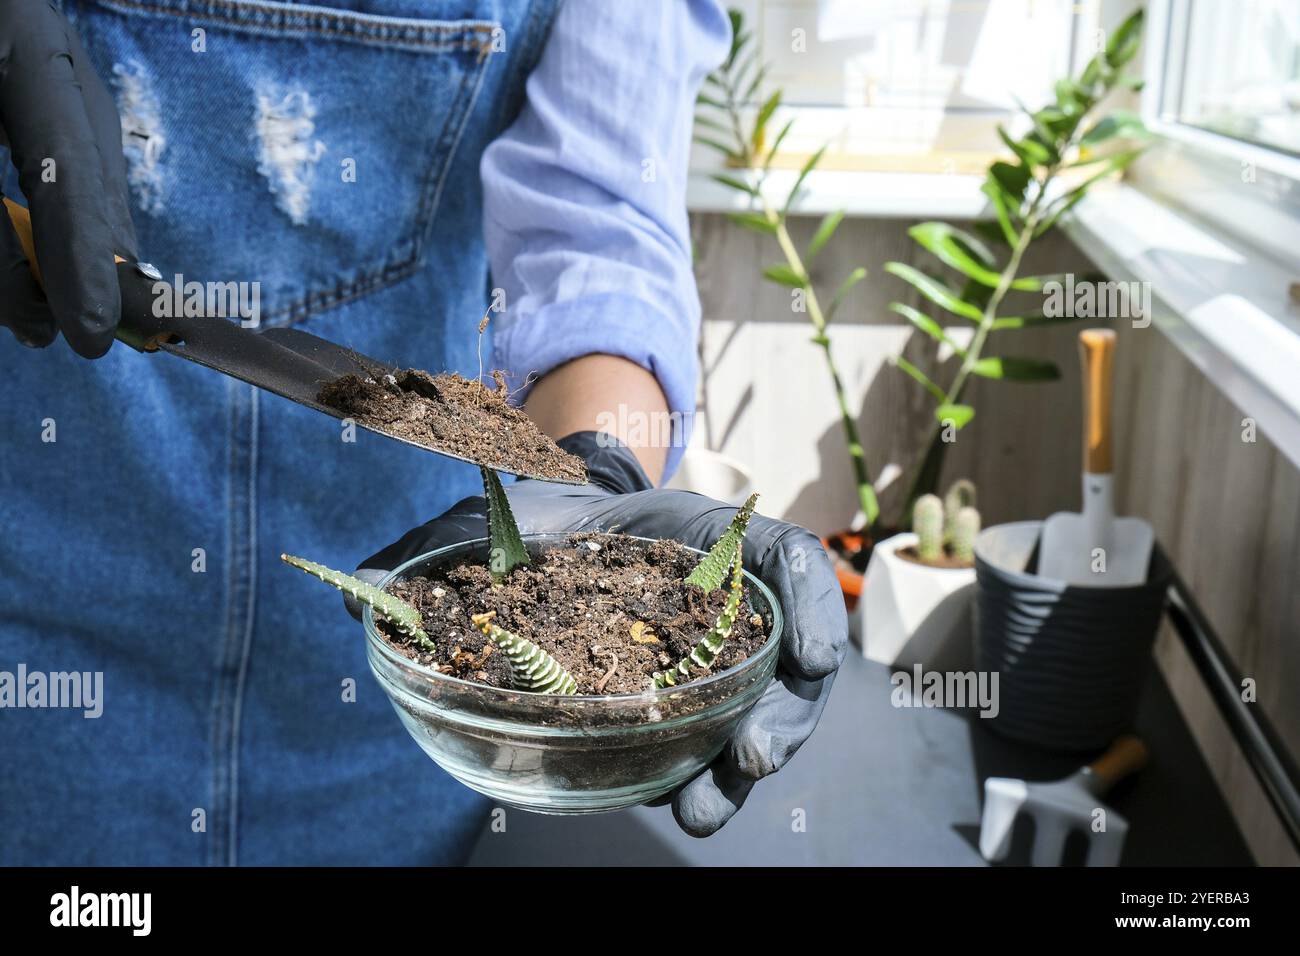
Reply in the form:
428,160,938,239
898,197,1045,518
769,211,880,526
722,84,879,527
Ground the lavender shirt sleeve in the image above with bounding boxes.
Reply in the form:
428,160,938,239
480,0,730,478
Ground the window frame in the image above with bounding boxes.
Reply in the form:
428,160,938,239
1141,0,1300,182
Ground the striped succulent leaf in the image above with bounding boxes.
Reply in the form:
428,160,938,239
655,541,745,688
281,554,435,651
685,492,758,592
471,612,578,695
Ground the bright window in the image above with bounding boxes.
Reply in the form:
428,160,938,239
1157,0,1300,156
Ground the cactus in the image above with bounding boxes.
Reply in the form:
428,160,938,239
655,541,744,688
281,554,435,651
686,492,758,592
943,479,976,546
913,494,944,562
471,611,577,695
951,506,980,564
481,465,529,583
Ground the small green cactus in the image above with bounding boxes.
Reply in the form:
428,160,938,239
655,541,744,688
913,494,944,562
471,612,578,695
943,479,976,546
281,554,435,652
950,506,980,564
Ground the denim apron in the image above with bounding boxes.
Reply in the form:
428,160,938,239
0,0,559,865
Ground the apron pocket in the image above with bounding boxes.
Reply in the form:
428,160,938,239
71,0,499,325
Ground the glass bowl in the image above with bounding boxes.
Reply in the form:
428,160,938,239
363,533,783,813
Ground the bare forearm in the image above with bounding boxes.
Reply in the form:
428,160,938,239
525,354,670,484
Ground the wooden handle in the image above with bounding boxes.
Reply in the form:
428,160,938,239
1088,734,1148,788
4,197,44,285
3,197,127,290
1079,328,1115,474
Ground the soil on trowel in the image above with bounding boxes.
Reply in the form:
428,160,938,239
377,534,772,695
317,369,587,483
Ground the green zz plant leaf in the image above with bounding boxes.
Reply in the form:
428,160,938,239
655,541,745,689
471,611,578,695
281,554,435,652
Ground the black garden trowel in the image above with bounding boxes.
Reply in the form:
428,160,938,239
4,198,580,482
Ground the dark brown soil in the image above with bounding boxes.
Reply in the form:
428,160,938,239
896,544,974,570
317,370,587,483
376,534,772,695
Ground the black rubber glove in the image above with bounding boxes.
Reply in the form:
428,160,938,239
0,0,137,355
355,432,847,837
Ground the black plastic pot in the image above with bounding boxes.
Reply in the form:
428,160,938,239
973,521,1172,752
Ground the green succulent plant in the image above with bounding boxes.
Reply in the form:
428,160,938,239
280,554,435,652
686,492,758,591
471,612,578,695
284,471,767,694
482,465,529,582
655,540,745,688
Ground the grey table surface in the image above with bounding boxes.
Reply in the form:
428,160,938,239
466,647,1255,866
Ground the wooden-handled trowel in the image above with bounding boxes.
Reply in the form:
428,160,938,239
1038,328,1154,586
2,198,581,483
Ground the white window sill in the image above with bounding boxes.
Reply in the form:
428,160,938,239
1064,183,1300,470
686,167,990,220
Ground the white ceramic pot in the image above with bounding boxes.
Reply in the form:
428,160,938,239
855,533,976,669
666,448,755,505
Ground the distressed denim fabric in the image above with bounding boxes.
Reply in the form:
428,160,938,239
0,0,560,866
0,0,723,866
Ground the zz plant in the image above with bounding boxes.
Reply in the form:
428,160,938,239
283,463,762,696
695,9,878,527
699,8,1147,529
888,10,1148,518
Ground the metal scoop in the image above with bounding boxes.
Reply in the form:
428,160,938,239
4,198,582,482
1038,329,1153,585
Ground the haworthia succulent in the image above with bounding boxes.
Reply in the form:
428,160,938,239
281,554,435,651
470,612,578,695
481,466,530,583
655,541,745,688
685,492,758,592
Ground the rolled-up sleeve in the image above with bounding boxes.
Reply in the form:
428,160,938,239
481,0,730,478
